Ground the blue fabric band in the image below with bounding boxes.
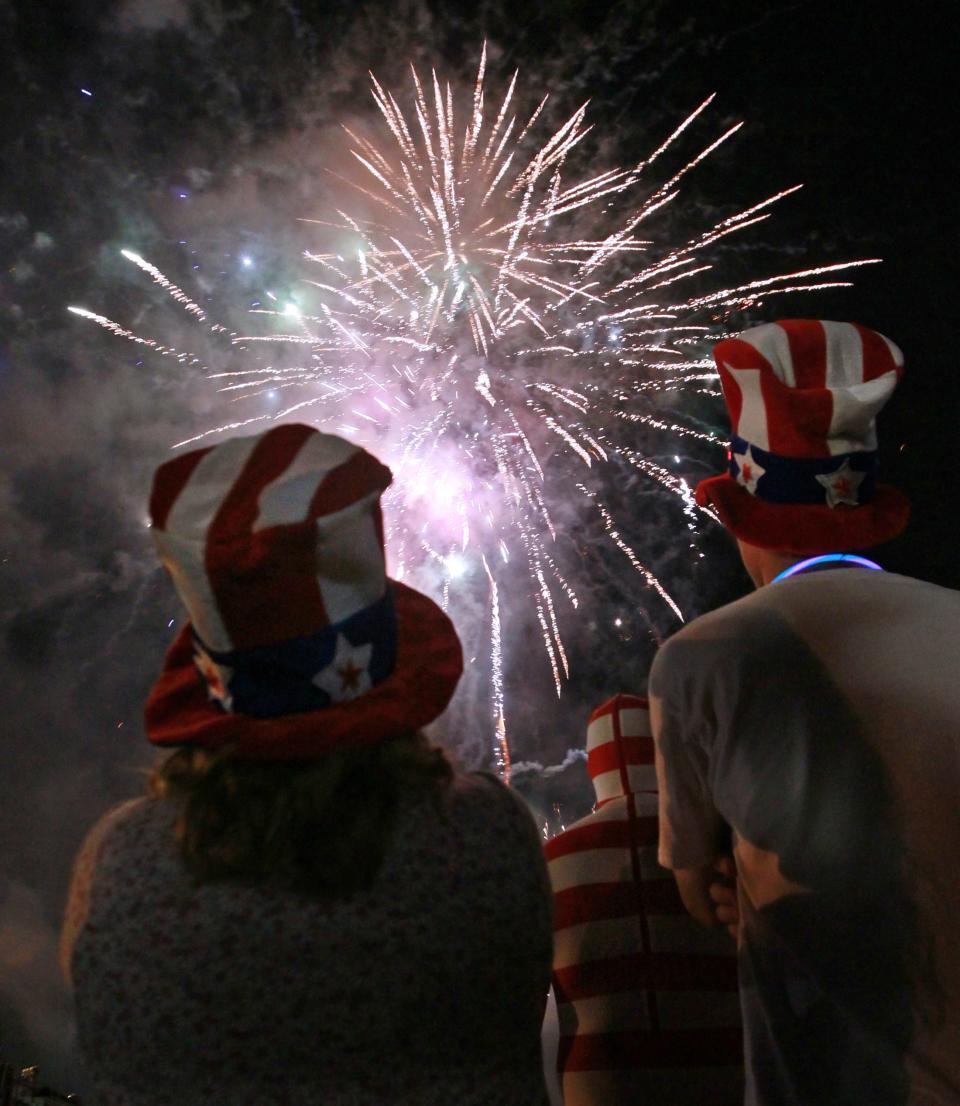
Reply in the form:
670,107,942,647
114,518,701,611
728,436,878,506
192,590,397,717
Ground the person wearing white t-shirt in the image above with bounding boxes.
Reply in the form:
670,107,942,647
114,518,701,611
650,319,960,1106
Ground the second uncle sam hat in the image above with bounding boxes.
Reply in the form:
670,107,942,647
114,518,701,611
696,319,910,552
145,423,463,758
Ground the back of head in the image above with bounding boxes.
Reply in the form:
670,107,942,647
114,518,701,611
586,693,656,805
151,733,453,896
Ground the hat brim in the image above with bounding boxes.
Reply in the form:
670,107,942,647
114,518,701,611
145,580,463,758
696,474,910,553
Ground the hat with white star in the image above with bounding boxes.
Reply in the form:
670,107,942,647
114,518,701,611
145,424,463,758
696,319,910,552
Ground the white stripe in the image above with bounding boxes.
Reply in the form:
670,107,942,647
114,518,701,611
822,320,864,388
554,915,645,970
827,375,897,453
592,765,657,803
253,433,359,530
315,492,387,623
155,436,263,652
724,366,769,450
592,768,624,804
881,333,904,369
587,706,651,754
740,321,796,386
153,529,233,650
586,710,613,752
549,848,633,894
618,706,651,737
562,794,657,826
549,837,666,896
584,797,631,823
165,433,261,538
822,322,900,454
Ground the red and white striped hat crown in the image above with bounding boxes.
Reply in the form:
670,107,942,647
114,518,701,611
145,423,463,757
697,319,910,552
586,693,655,806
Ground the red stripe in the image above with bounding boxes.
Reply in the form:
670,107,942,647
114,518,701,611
150,446,214,531
554,952,739,1000
553,879,684,930
610,698,663,1030
588,735,654,777
713,335,774,437
306,449,392,521
209,424,315,544
206,424,325,649
780,319,827,390
854,322,901,381
559,1026,743,1071
587,693,648,727
765,320,831,456
545,816,658,861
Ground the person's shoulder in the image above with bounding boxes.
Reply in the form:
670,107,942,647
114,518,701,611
82,795,150,841
880,571,960,604
650,589,768,688
453,768,521,797
77,795,174,866
543,797,627,863
448,771,542,837
452,770,528,811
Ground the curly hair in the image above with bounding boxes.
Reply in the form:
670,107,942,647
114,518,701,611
149,732,453,897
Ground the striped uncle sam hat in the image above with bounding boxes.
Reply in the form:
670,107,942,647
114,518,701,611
586,694,655,807
145,423,463,757
696,319,910,552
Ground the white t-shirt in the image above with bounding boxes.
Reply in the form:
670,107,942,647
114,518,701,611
650,567,960,1106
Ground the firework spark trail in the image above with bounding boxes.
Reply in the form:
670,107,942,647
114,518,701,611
119,249,234,335
483,556,510,777
72,52,880,771
578,484,684,625
66,306,205,365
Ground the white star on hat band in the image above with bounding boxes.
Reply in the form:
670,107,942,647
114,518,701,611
728,435,876,508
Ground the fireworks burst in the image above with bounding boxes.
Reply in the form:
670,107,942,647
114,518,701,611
71,50,879,771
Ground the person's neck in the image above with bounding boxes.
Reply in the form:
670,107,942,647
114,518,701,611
737,540,802,588
757,551,803,586
738,539,883,589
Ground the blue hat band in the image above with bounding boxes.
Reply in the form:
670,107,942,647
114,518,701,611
728,436,878,507
191,590,397,718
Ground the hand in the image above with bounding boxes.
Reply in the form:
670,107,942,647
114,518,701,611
674,861,735,935
709,855,739,940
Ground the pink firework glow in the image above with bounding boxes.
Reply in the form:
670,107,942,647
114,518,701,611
70,49,879,771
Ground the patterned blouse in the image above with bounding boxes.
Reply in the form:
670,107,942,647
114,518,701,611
62,772,553,1106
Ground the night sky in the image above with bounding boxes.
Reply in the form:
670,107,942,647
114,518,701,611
1,0,956,1093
